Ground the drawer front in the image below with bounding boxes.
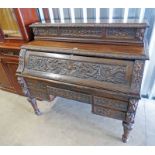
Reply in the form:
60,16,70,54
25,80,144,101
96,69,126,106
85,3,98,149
25,78,92,103
47,86,92,104
92,105,126,121
26,79,49,100
24,51,134,93
94,96,128,112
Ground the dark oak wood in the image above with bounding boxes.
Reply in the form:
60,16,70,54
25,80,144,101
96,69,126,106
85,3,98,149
30,20,149,46
17,21,148,143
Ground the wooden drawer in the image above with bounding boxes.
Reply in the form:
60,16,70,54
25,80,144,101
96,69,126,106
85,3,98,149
25,78,92,104
47,86,92,104
24,51,134,94
93,96,128,112
92,105,126,121
26,79,49,100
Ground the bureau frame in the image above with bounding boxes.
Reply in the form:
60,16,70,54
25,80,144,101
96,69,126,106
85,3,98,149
17,21,149,143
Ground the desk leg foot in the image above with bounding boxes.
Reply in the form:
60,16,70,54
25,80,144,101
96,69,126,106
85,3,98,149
122,121,133,143
27,97,42,115
49,95,56,101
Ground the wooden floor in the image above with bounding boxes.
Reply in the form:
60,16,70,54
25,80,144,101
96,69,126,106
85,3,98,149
0,90,155,146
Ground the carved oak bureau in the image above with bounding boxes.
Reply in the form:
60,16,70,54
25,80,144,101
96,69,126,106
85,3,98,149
16,20,149,143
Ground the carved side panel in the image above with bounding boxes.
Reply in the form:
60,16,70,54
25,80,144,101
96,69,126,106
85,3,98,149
131,60,145,94
26,55,128,85
47,86,92,104
16,49,26,73
59,27,105,38
94,96,128,111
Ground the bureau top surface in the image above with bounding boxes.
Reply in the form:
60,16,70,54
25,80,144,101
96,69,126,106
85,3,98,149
23,40,148,60
30,19,148,28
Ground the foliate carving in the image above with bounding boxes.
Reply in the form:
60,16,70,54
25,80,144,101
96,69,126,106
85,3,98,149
47,86,92,104
16,49,26,73
94,96,128,111
27,55,127,84
31,24,147,45
125,98,138,123
136,28,145,41
122,98,138,143
93,106,126,120
131,60,145,93
59,27,105,38
33,27,105,38
33,27,58,36
107,28,135,39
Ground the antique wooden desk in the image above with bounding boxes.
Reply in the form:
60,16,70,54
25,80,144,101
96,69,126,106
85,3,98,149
16,20,149,143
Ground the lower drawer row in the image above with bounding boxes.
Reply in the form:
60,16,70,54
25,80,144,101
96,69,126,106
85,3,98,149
25,78,128,121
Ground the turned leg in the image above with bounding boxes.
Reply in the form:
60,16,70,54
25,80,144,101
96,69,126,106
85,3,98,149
122,121,133,143
18,77,41,115
27,97,41,115
49,95,56,101
122,98,138,143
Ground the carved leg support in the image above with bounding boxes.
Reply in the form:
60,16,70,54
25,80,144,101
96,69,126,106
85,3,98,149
49,95,56,101
122,98,138,143
122,121,133,143
18,77,41,115
27,97,41,115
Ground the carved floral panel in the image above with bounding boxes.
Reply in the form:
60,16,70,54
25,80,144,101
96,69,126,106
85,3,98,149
26,55,128,84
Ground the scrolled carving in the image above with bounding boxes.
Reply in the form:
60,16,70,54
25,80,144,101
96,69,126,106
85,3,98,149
131,60,145,94
27,55,127,84
33,27,58,36
31,23,147,45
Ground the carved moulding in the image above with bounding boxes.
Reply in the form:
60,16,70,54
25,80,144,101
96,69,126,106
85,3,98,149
31,22,148,45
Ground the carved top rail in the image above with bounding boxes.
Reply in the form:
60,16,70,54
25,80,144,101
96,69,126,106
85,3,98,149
30,19,149,46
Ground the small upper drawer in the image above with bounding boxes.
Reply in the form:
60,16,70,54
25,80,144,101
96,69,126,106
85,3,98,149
23,50,134,94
